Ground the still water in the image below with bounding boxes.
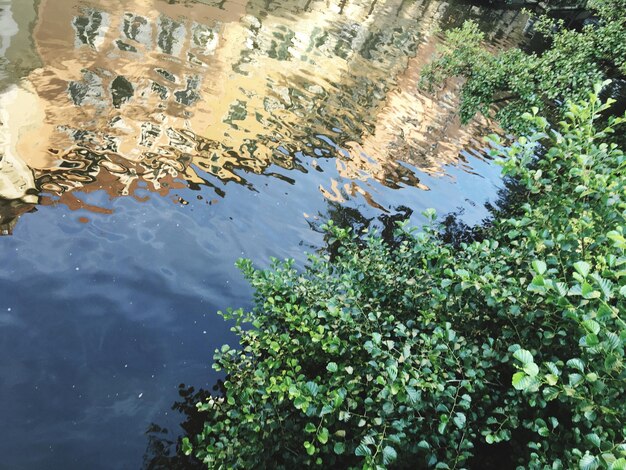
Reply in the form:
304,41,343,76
0,0,524,467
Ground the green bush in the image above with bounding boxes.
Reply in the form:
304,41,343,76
420,0,626,133
184,88,626,468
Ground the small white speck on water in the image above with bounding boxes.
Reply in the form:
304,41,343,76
138,393,143,398
203,330,207,334
124,364,128,368
75,267,80,271
7,308,11,312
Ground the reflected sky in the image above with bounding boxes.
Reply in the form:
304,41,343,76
0,0,526,467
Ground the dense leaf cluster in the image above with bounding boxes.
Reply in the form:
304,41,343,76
420,0,626,132
184,90,626,469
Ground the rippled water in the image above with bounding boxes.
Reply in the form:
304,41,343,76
0,0,525,467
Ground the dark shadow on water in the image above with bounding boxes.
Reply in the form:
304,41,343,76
0,197,38,235
440,175,528,247
143,384,213,469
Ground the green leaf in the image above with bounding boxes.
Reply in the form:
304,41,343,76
181,437,192,456
584,333,600,346
512,372,539,391
545,374,558,385
529,275,547,293
294,396,309,412
523,362,539,377
453,412,466,429
355,443,372,457
305,381,319,396
333,442,345,455
406,387,420,405
326,362,338,373
554,281,569,297
417,440,430,450
304,441,316,456
610,458,626,470
567,358,585,372
318,427,329,444
582,319,600,335
591,273,613,299
386,363,398,382
586,433,601,448
582,282,601,299
598,304,613,319
305,422,316,433
574,261,591,278
532,260,547,275
545,362,560,375
605,332,620,351
580,453,599,470
382,446,398,465
569,373,584,387
513,349,534,365
512,372,527,390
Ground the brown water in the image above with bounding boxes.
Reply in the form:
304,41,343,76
0,0,525,467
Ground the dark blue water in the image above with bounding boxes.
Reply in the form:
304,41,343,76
0,151,504,469
0,0,525,467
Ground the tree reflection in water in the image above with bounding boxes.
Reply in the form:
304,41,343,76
143,384,212,469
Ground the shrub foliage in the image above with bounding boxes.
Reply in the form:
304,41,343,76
420,0,626,132
184,89,626,469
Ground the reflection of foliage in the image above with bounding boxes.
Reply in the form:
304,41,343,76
72,8,106,49
183,93,626,468
0,198,37,236
421,0,626,132
440,175,528,247
307,201,415,257
311,201,373,236
143,385,210,469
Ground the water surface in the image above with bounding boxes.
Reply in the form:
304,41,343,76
0,0,525,467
